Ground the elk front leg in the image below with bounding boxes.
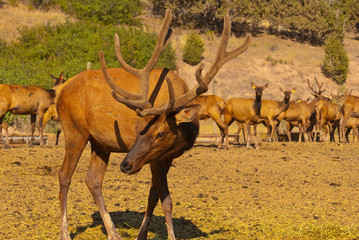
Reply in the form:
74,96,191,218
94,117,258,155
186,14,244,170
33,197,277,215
138,160,175,240
85,146,122,240
269,119,276,142
37,111,44,147
37,111,45,147
301,119,309,142
252,123,260,149
137,160,173,240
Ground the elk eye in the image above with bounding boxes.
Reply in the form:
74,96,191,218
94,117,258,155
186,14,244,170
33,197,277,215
156,132,165,139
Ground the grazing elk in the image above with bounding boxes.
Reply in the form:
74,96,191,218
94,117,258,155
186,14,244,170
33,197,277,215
223,82,268,149
258,88,295,141
0,73,64,148
56,10,251,240
338,91,359,143
190,95,227,148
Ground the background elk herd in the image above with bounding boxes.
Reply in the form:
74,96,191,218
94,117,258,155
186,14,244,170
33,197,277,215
0,9,358,240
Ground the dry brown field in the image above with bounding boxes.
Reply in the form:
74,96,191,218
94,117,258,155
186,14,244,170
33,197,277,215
1,121,359,239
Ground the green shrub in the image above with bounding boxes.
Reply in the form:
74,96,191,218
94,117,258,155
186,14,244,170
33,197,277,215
322,35,348,85
58,0,142,25
0,21,176,88
182,32,204,65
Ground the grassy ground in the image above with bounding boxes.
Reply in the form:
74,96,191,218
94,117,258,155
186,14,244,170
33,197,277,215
1,140,359,239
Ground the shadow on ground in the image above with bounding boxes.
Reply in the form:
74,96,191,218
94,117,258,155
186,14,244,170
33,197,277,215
71,210,208,239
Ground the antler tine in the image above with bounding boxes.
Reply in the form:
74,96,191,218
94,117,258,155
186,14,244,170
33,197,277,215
100,9,173,110
202,16,252,85
314,77,325,94
169,16,252,110
307,78,314,92
100,50,147,109
135,76,176,117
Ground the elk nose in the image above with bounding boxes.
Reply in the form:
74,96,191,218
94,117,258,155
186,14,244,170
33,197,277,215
120,161,132,173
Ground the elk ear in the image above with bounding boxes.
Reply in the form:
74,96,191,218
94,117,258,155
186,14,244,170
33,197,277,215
264,83,269,89
251,82,256,89
292,88,296,93
279,87,284,92
175,105,201,124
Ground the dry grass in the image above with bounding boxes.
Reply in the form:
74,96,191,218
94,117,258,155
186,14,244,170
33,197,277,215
1,140,359,239
0,1,74,42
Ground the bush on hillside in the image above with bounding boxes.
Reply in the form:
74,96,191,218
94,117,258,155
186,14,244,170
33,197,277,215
182,32,204,65
58,0,142,25
322,35,348,85
0,21,176,88
149,0,358,44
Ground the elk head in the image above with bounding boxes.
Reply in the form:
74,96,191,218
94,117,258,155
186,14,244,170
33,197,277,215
49,72,65,86
251,82,268,97
100,9,252,174
307,77,327,99
280,87,296,103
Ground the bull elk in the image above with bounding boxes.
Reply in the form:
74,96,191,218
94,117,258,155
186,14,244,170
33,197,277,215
56,10,251,240
0,73,64,148
190,95,227,148
223,82,268,149
338,91,359,143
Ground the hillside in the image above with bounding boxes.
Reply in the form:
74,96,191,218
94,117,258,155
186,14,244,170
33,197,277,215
0,2,73,42
1,3,358,102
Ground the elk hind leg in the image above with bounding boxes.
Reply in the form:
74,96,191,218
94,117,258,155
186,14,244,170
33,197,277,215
210,114,228,149
0,114,10,148
339,116,350,143
85,145,121,240
59,132,89,240
29,114,36,147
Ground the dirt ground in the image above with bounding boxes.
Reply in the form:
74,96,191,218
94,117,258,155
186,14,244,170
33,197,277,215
1,131,359,239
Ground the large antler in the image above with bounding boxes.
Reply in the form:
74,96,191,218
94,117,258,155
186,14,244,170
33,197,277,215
100,9,252,117
307,77,325,96
100,9,173,111
170,17,251,110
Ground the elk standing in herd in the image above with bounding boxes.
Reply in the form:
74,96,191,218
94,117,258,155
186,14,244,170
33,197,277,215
190,94,227,148
314,99,341,142
55,10,251,240
0,73,64,148
276,78,327,142
344,117,359,143
337,91,359,143
257,87,295,142
223,82,268,149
